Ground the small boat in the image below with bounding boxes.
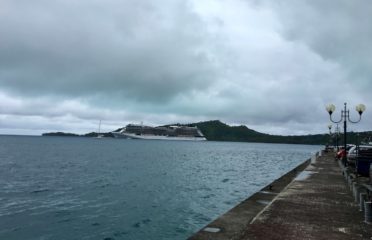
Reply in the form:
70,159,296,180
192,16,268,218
96,120,104,138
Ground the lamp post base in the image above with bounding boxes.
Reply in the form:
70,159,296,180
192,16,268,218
342,156,347,166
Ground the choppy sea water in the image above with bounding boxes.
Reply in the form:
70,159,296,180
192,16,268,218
0,136,320,240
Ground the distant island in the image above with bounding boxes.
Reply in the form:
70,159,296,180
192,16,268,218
42,120,372,145
42,131,115,138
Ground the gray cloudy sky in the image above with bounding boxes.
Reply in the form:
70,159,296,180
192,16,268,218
1,0,371,135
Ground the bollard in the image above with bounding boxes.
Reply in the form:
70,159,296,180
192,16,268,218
349,179,355,192
360,193,367,212
343,170,348,180
348,175,353,183
353,183,360,202
354,186,364,203
365,201,372,223
350,179,356,192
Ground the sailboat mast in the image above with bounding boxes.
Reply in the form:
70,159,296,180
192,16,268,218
98,120,101,134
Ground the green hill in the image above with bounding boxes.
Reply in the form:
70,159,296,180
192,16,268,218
194,120,268,142
193,120,370,145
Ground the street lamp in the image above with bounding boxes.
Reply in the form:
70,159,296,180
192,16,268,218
335,124,340,151
328,124,332,134
328,124,332,148
326,102,366,165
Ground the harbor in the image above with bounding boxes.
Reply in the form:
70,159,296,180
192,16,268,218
189,150,372,240
2,0,372,239
0,137,320,240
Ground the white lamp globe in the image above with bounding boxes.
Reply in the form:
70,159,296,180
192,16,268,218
326,104,336,114
356,104,366,115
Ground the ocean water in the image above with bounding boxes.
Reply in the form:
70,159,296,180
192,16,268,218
0,136,320,240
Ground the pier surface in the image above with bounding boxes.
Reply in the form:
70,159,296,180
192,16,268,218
190,152,372,240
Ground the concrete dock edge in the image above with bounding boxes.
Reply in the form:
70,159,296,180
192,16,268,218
188,155,313,240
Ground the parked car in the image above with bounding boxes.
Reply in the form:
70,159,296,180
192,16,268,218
355,148,372,176
336,144,355,160
347,145,372,166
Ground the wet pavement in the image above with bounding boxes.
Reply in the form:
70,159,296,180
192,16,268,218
189,152,372,240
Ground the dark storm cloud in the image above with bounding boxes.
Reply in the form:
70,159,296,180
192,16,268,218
1,0,372,135
0,0,216,102
262,0,372,90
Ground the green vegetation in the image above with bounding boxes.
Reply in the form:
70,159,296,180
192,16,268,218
42,132,79,137
42,132,114,138
192,120,328,144
193,120,372,145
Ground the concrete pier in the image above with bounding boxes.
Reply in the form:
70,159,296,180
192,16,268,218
189,152,372,240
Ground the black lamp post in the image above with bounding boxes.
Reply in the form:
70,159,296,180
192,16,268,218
328,124,332,147
326,102,366,165
335,124,340,151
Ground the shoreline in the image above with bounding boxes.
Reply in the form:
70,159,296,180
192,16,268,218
188,154,315,239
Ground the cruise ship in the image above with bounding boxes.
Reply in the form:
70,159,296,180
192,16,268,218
112,124,206,141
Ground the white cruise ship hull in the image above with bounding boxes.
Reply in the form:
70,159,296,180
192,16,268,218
112,132,206,141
